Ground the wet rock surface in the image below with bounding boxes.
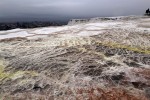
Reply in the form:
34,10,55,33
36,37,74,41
0,16,150,100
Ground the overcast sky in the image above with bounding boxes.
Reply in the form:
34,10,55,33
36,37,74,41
0,0,150,21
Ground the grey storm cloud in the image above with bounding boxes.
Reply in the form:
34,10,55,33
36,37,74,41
0,0,150,20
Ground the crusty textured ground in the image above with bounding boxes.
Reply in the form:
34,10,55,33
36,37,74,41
0,16,150,100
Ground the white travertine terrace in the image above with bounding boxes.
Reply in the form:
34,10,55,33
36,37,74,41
0,16,150,99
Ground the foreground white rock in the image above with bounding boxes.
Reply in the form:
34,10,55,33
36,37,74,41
0,16,150,100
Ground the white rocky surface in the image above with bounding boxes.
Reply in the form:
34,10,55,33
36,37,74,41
0,16,150,100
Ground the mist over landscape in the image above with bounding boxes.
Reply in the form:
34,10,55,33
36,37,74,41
0,0,150,22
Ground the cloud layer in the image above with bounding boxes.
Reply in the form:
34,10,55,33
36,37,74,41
0,0,150,21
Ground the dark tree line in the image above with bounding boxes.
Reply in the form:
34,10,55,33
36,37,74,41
145,8,150,16
0,21,67,31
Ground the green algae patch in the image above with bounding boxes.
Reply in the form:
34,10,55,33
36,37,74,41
0,60,9,80
10,71,38,80
94,40,150,54
2,71,39,81
0,59,38,81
